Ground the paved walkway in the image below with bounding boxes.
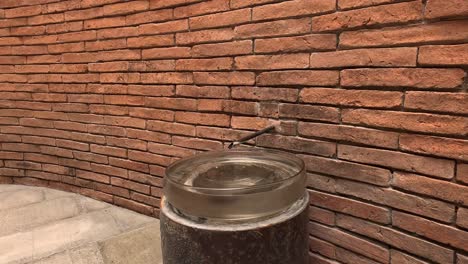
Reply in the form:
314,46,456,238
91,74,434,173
0,184,163,264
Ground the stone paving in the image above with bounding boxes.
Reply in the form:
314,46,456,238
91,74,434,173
0,184,163,264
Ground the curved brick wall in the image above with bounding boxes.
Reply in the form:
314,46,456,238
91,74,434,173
0,0,467,263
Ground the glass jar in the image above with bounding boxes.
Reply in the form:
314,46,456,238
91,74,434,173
164,149,306,221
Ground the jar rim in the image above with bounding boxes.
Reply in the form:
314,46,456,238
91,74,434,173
164,148,306,192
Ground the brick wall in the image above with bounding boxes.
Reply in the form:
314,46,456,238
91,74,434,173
0,0,467,263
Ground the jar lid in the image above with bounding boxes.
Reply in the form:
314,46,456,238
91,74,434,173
164,149,306,221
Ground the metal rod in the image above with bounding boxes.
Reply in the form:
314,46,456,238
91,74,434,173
228,125,276,149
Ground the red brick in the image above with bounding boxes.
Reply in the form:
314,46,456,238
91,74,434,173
393,211,468,251
145,97,196,111
176,28,234,45
176,58,233,71
340,20,468,48
338,0,399,9
336,248,379,264
140,72,192,84
104,115,145,129
232,86,297,102
336,214,454,263
310,190,390,223
336,179,454,223
458,254,468,264
64,7,103,21
110,157,149,173
298,122,399,149
11,26,46,36
114,196,153,215
301,88,402,108
85,38,127,51
301,154,391,186
458,207,468,229
5,5,42,18
339,144,454,179
390,250,428,264
258,70,339,86
43,0,81,13
342,68,465,89
235,54,309,70
309,222,389,263
192,40,252,57
405,91,468,114
138,20,188,35
149,0,202,9
308,206,335,226
400,134,467,162
126,9,173,25
11,46,48,55
193,72,254,85
127,85,174,97
253,0,335,21
127,128,171,144
88,84,128,95
176,85,229,98
419,43,468,66
103,1,148,16
258,134,335,157
175,112,230,127
148,142,196,157
279,104,339,123
190,8,250,30
311,47,416,68
458,163,468,184
84,16,126,30
27,55,61,64
142,47,191,59
393,171,467,204
147,120,195,136
127,35,174,48
425,0,468,19
313,1,421,32
342,109,467,136
172,136,223,151
196,126,250,141
29,13,64,25
230,0,278,8
0,56,26,65
231,116,270,130
235,18,311,39
128,150,171,166
100,73,140,83
174,0,229,18
46,21,83,34
97,26,139,39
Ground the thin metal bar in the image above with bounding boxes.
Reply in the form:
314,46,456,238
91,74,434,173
228,125,276,149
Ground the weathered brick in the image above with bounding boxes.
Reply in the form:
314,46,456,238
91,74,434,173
255,34,336,54
301,88,402,108
457,207,468,229
172,136,223,151
103,1,148,16
190,8,250,30
425,0,468,19
419,43,468,66
176,58,233,71
298,122,399,149
142,47,191,59
127,35,174,48
458,163,468,184
399,134,467,162
29,13,64,25
257,134,335,157
341,68,465,89
5,5,42,18
174,0,229,18
193,72,255,85
342,109,468,136
338,144,454,179
126,9,173,25
279,104,340,123
138,20,188,35
176,28,234,45
97,26,138,39
393,171,468,204
390,250,428,264
405,91,468,115
336,214,454,263
192,40,252,57
313,1,421,32
301,154,391,186
84,16,126,30
335,179,455,223
235,18,311,39
85,38,127,51
309,222,389,263
311,47,417,68
176,85,229,98
340,20,468,48
175,112,230,127
393,211,468,251
235,54,309,70
257,70,339,86
253,0,335,21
